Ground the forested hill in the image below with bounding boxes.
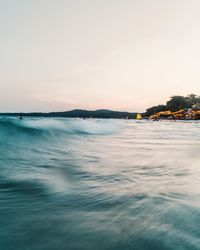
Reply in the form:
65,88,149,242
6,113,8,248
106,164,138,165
145,94,200,117
0,109,137,119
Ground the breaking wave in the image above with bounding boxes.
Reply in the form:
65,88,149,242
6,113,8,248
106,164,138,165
0,117,120,139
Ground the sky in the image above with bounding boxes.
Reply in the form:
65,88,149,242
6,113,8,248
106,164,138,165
1,0,200,112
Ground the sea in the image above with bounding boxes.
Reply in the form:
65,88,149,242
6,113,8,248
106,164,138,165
1,116,200,250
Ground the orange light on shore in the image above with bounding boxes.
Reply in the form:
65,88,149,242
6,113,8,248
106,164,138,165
149,109,200,120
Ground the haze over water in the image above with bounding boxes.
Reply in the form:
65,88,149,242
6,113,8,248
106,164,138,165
1,117,200,250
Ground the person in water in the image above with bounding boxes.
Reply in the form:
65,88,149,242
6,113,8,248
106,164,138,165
19,114,23,120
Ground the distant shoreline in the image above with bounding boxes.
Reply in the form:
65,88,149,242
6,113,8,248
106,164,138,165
0,109,138,119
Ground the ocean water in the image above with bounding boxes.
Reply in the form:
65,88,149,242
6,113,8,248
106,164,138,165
1,117,200,250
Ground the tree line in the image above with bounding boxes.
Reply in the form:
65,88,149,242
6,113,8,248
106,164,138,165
145,94,200,117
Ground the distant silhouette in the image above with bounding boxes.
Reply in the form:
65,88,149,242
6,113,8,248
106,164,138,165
19,114,23,120
0,109,137,119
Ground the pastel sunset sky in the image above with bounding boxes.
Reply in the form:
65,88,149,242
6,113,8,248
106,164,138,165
1,0,200,112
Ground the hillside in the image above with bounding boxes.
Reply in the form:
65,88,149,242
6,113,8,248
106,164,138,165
0,109,137,119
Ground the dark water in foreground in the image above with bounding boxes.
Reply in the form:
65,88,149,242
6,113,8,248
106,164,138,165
1,117,200,250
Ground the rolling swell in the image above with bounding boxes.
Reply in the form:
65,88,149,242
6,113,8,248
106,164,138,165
0,118,41,134
0,117,119,140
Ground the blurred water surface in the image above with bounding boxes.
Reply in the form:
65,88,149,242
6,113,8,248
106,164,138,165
1,117,200,250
